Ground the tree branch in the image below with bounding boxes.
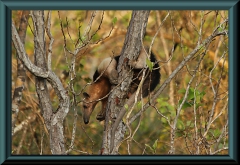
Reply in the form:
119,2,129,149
12,11,70,155
100,10,150,155
129,19,228,124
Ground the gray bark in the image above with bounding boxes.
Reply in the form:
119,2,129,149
101,10,150,155
32,10,69,155
12,10,70,155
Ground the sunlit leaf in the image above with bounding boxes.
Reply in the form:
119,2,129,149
177,119,185,130
112,17,117,25
152,139,158,150
124,104,129,110
178,88,186,94
145,144,154,152
161,118,168,124
146,58,153,71
186,120,191,126
214,129,221,137
137,101,142,109
187,88,195,100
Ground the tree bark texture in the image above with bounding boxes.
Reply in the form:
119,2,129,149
101,10,150,155
12,10,70,154
32,10,68,155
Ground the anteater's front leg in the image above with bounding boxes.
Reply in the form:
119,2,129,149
96,97,108,121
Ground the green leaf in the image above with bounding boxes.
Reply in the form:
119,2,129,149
214,129,221,137
190,123,194,128
112,17,117,25
196,96,201,104
161,117,168,124
92,33,100,41
200,91,206,98
145,144,154,151
146,58,153,71
179,99,192,109
124,104,129,110
186,120,191,126
157,98,161,103
137,101,142,109
164,111,172,117
218,27,224,32
152,139,158,150
187,88,195,100
167,104,175,111
183,102,192,109
218,143,223,149
177,119,185,130
178,88,186,94
159,107,166,114
161,101,170,107
81,36,86,41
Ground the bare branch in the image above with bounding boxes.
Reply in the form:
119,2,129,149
203,51,227,137
193,81,200,154
129,20,228,124
169,52,206,154
12,21,69,116
12,22,49,78
13,114,36,135
101,10,150,155
210,147,228,155
156,11,175,106
112,69,147,153
46,11,54,71
83,11,97,41
149,11,170,55
12,11,70,154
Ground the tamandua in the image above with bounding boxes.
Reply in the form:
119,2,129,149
82,48,161,124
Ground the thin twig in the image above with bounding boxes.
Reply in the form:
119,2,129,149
46,11,54,71
169,52,206,154
16,126,28,154
204,51,227,137
129,19,228,124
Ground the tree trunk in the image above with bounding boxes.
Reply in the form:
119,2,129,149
32,10,67,154
101,10,150,155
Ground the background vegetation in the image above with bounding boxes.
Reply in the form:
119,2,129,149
12,10,228,155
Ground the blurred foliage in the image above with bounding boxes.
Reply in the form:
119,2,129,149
12,10,228,155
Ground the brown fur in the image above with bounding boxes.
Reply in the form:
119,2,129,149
82,76,111,124
82,48,160,124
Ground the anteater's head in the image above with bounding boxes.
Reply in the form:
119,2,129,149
82,92,98,124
